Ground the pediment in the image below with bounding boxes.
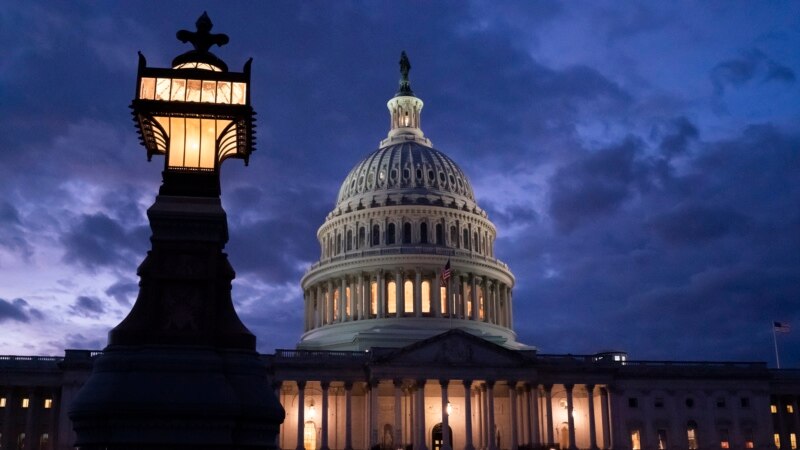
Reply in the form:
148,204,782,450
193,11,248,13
374,329,528,368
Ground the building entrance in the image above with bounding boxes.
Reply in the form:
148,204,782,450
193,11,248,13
432,423,453,450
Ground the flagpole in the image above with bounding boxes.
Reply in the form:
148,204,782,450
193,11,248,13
773,322,781,369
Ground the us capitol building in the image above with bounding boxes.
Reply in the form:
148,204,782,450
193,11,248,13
1,54,799,450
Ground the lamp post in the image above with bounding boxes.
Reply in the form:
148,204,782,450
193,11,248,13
68,13,284,449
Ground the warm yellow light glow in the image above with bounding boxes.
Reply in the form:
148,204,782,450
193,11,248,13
0,397,6,407
775,434,781,449
370,281,378,316
173,62,223,71
186,79,202,102
345,287,351,317
140,77,156,100
308,403,316,420
303,421,316,450
631,430,641,450
789,405,796,413
772,404,778,413
721,441,729,449
421,281,431,313
156,117,233,170
22,398,30,408
387,281,397,314
745,441,754,449
446,402,452,416
404,280,414,313
440,286,447,314
791,433,797,450
141,77,246,105
44,398,53,409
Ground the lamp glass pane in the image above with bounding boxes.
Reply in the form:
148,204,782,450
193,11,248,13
186,80,202,102
201,80,217,103
232,83,247,105
140,77,156,100
155,78,171,101
170,79,186,101
216,81,231,104
200,119,216,169
168,117,185,168
184,118,201,168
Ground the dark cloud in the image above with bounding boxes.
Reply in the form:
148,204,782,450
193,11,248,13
658,116,699,157
105,279,139,306
711,49,796,95
60,213,148,271
0,298,43,323
648,204,750,245
548,137,650,232
62,333,105,350
70,296,106,318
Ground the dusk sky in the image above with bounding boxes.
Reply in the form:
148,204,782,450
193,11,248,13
1,2,798,366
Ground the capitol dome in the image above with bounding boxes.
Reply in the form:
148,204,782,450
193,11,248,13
299,52,528,351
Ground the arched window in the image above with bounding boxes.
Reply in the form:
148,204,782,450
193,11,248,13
358,227,365,249
421,280,431,314
463,229,470,250
387,223,396,245
404,280,414,313
372,225,380,246
387,281,397,314
478,285,485,320
687,421,698,450
420,222,428,244
436,224,443,245
403,222,412,244
346,230,353,251
450,226,458,248
473,231,479,253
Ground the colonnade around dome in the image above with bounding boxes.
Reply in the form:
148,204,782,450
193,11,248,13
302,267,514,333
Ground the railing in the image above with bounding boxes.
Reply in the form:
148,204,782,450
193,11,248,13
534,354,767,368
307,246,509,272
273,349,370,361
0,355,64,369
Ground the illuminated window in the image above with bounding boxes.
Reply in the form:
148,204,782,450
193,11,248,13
744,428,754,449
791,433,797,450
404,280,414,313
746,441,754,449
465,285,473,317
720,429,730,448
44,398,53,409
631,430,641,450
421,280,431,313
772,404,778,413
775,434,782,449
440,286,448,315
0,397,6,407
345,287,351,318
387,281,397,314
21,398,29,408
688,422,698,450
370,281,377,316
333,289,340,321
478,286,485,320
657,430,667,450
789,405,795,414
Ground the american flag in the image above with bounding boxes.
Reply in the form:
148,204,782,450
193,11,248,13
440,259,452,285
774,321,791,333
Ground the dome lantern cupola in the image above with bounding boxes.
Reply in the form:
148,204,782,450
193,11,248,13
381,51,432,148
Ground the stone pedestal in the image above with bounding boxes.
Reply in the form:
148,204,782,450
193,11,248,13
69,195,285,449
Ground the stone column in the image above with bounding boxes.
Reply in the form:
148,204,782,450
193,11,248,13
415,269,423,317
461,275,469,319
586,385,598,450
507,288,514,330
433,273,442,317
321,381,330,450
543,384,554,445
396,269,404,316
315,286,323,328
327,280,334,324
395,379,404,450
463,380,475,450
377,272,385,318
486,381,497,450
509,382,519,450
600,387,611,449
370,380,379,448
345,382,354,450
565,384,577,450
339,278,347,322
528,384,540,446
441,380,452,450
470,276,479,321
296,381,306,450
416,379,429,450
475,386,484,450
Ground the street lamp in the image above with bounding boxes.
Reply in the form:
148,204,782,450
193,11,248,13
69,14,284,449
132,11,255,197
